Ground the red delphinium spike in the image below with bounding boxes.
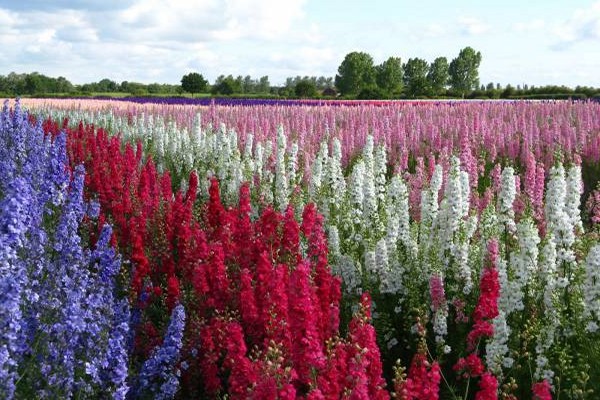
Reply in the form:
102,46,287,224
232,183,255,271
346,293,389,400
453,353,485,379
239,267,260,340
206,178,226,237
475,372,498,400
317,339,349,398
532,380,552,400
264,263,291,349
256,206,283,256
205,243,231,311
166,275,180,311
198,320,225,395
468,239,500,350
396,352,442,400
222,321,258,399
289,260,325,387
281,205,300,265
302,203,340,339
130,228,150,295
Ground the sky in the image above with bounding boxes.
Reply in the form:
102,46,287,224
1,0,599,87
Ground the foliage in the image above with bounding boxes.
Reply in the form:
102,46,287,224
376,57,403,96
335,51,377,96
294,79,318,98
180,72,208,96
449,46,482,97
427,57,449,96
403,58,429,98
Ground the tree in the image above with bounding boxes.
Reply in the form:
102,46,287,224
294,79,318,98
376,56,403,96
257,76,270,93
211,75,241,95
427,57,449,96
335,51,376,97
24,73,42,95
448,46,482,98
403,58,429,98
181,72,208,96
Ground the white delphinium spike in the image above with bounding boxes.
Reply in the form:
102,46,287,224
254,142,264,180
328,226,342,261
309,142,327,198
193,113,202,143
435,156,465,267
503,218,541,314
584,245,600,332
375,238,390,288
274,126,288,211
565,163,584,233
364,250,378,280
534,234,559,384
242,134,255,180
498,166,517,234
288,142,299,189
350,160,365,227
545,163,576,285
429,273,448,345
486,310,512,376
421,164,443,234
327,138,347,219
336,255,362,295
374,144,387,202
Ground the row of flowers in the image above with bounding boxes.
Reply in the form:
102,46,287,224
7,98,600,398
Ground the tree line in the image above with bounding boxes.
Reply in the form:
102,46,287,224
2,48,600,100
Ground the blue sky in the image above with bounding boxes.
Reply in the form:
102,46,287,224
1,0,599,87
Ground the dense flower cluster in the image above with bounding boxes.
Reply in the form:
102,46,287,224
9,97,600,398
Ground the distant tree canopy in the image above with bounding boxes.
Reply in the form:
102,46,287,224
427,57,449,96
376,57,403,95
335,51,376,96
181,72,208,96
0,72,74,95
403,58,429,98
4,46,600,100
449,46,482,97
294,79,318,98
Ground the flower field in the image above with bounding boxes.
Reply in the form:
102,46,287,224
3,97,600,399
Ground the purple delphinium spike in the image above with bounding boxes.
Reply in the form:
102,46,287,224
130,304,185,400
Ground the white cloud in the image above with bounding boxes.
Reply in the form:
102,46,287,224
458,16,489,35
553,1,600,47
0,0,315,84
512,19,545,32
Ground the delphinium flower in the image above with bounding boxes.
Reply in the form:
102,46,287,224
429,273,448,346
501,218,540,315
374,144,387,203
545,163,576,277
362,136,381,235
583,245,600,332
40,165,90,397
498,166,517,234
585,183,600,226
326,137,347,220
309,142,328,206
533,235,559,383
565,161,583,234
275,125,289,212
419,164,443,254
131,304,185,400
532,379,553,400
485,310,512,376
0,178,34,399
349,160,366,237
